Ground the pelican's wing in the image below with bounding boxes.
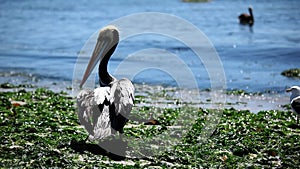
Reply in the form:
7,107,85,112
77,89,97,136
77,87,112,140
92,87,112,140
110,78,135,118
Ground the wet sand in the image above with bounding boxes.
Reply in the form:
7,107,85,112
0,82,290,113
134,84,290,113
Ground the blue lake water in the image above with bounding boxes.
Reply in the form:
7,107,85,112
0,0,299,93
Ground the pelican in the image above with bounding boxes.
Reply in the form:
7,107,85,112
238,6,254,26
77,25,135,141
286,86,300,124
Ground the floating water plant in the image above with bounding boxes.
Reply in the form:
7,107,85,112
281,68,300,78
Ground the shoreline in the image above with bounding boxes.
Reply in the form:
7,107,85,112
0,82,290,113
134,84,290,113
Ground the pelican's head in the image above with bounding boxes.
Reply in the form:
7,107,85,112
97,25,120,49
248,6,253,11
80,25,120,88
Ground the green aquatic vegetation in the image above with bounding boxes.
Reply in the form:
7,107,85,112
281,68,300,78
133,95,147,104
226,89,262,96
0,86,300,168
0,88,87,167
124,107,180,139
0,82,35,89
167,109,298,168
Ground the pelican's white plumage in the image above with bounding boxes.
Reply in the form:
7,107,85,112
77,25,134,141
286,85,300,124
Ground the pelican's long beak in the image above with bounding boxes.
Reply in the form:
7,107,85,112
79,39,108,88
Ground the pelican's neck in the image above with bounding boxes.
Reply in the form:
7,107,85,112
248,8,253,18
99,44,117,87
248,7,254,26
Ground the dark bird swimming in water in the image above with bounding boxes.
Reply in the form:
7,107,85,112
77,25,135,141
239,7,254,26
286,86,300,124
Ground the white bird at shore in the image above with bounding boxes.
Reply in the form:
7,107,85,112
77,25,134,141
286,86,300,124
